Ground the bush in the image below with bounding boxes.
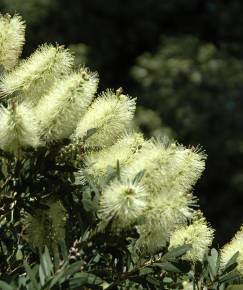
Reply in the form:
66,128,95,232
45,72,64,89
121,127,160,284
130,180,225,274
0,14,243,290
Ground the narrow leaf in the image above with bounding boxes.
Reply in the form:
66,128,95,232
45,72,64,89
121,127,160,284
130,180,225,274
23,260,40,290
63,261,83,277
0,281,15,290
69,272,103,288
219,271,240,283
132,170,145,184
223,252,239,274
164,244,191,260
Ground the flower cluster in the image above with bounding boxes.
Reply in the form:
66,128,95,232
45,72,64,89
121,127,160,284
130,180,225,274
1,14,243,273
0,14,213,257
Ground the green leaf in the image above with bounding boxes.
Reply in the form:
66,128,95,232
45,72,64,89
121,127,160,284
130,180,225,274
69,272,103,288
163,277,173,283
139,267,154,276
63,261,83,277
16,249,23,260
39,246,54,286
59,240,69,262
105,165,116,183
116,160,121,181
48,261,69,288
164,244,191,260
153,262,179,273
153,260,191,273
0,281,15,290
83,128,97,141
132,170,145,184
146,276,161,287
219,271,240,283
208,248,219,279
23,260,40,290
226,286,243,290
223,252,239,274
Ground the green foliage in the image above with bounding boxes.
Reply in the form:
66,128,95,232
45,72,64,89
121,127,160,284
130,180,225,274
1,245,243,289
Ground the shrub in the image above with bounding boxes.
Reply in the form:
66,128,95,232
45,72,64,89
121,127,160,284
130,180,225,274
0,14,242,290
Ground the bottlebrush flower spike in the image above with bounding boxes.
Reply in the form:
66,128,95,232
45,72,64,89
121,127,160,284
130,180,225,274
169,215,214,262
146,191,197,226
74,90,136,147
171,145,206,193
0,102,39,154
99,179,148,229
135,191,197,254
123,141,206,197
221,225,243,275
0,44,73,101
0,14,25,71
35,69,98,142
85,132,144,181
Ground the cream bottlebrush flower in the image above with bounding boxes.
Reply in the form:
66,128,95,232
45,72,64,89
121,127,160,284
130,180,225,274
135,191,197,254
85,132,144,180
0,44,73,102
99,179,148,229
23,200,67,249
35,69,98,142
169,216,214,262
123,141,205,197
171,145,206,193
221,226,243,275
0,14,25,71
146,191,197,227
0,102,39,154
75,90,136,147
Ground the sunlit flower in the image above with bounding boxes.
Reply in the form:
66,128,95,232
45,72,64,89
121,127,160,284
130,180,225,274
75,90,136,147
147,191,197,226
221,225,243,275
0,44,73,101
99,179,147,229
135,191,197,254
169,216,214,262
0,14,25,71
0,102,39,154
35,69,98,142
85,132,144,180
123,141,206,197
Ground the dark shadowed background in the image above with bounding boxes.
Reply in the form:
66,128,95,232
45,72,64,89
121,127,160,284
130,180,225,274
2,0,243,245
